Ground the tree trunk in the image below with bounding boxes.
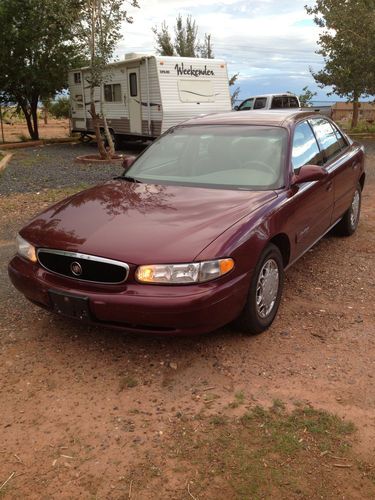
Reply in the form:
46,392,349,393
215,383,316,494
103,114,115,156
20,102,38,140
30,99,39,140
90,100,108,159
351,96,360,129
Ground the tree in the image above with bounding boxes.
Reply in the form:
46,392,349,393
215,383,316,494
153,16,240,102
50,96,71,119
74,0,139,158
200,34,214,59
153,15,212,58
298,86,317,107
152,21,174,56
0,0,80,140
306,0,375,128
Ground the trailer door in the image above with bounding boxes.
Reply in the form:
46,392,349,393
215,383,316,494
127,69,142,134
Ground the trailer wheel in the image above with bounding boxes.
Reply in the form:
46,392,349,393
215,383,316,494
79,132,93,143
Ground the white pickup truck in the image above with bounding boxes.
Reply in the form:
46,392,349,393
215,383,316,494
234,93,300,111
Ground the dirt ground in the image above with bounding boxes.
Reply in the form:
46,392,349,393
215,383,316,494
0,141,375,499
0,118,70,143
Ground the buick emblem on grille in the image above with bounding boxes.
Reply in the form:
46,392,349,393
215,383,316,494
70,261,83,276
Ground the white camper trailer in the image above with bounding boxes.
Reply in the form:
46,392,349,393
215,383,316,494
68,54,232,144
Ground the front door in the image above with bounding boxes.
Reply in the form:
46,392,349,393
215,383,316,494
127,69,142,134
289,120,334,255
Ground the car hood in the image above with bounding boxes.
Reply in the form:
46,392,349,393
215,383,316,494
21,180,277,264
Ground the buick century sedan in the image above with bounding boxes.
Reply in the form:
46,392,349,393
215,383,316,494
8,111,365,335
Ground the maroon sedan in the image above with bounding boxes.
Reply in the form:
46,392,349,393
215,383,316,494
8,111,365,335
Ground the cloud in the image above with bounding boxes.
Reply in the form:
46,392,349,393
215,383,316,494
118,0,333,100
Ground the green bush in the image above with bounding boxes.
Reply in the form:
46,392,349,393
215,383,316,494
50,97,70,119
350,121,375,133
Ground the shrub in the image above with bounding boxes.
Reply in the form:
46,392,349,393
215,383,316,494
50,97,70,119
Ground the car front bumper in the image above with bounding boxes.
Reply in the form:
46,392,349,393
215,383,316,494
8,256,251,335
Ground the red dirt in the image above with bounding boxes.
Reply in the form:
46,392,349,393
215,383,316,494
0,142,375,498
0,118,69,143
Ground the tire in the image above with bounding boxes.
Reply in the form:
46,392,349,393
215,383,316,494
236,243,284,335
335,183,362,236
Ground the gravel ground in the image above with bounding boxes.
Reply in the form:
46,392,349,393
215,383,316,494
1,137,375,499
0,142,146,195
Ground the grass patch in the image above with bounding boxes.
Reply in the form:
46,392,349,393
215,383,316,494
167,403,358,499
228,390,245,409
119,374,138,391
350,121,375,134
338,120,375,134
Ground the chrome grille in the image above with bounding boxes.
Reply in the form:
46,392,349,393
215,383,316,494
37,249,129,284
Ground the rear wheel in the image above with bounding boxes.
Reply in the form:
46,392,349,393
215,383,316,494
336,183,362,236
236,243,284,335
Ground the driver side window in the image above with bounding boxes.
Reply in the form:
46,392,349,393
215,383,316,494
292,121,322,171
239,98,254,111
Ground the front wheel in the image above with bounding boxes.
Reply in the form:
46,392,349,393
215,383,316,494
336,183,362,236
236,244,284,335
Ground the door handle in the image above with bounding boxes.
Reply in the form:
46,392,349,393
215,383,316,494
326,181,333,192
351,161,359,170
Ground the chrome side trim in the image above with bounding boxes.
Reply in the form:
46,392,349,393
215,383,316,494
284,216,343,272
37,248,130,284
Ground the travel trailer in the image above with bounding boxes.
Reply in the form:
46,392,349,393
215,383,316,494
69,54,232,144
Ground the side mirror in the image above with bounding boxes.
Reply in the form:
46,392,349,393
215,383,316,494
122,155,136,171
292,165,327,185
233,105,239,111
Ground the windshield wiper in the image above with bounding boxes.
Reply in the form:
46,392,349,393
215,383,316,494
113,175,142,183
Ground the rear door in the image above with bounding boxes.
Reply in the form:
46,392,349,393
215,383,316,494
253,97,267,109
127,68,142,134
309,117,360,223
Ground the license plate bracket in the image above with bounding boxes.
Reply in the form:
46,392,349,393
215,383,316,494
49,290,91,321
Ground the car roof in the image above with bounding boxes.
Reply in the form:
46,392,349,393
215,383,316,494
180,110,318,128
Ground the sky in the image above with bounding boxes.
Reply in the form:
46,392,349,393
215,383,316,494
117,0,335,103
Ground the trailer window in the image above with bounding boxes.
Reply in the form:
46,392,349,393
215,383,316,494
129,73,138,97
178,80,215,103
104,84,122,102
74,72,81,84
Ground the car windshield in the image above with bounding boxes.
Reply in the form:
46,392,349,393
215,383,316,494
125,125,287,190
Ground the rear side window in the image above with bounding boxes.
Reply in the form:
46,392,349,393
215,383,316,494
292,121,322,171
271,96,299,109
332,124,348,149
310,118,343,162
271,96,284,109
254,97,267,109
288,96,299,108
238,98,254,110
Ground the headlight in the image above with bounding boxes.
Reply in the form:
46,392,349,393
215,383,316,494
136,258,234,284
16,234,37,262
